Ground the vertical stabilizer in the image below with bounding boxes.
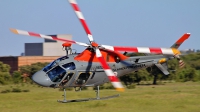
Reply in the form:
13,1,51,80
170,33,190,49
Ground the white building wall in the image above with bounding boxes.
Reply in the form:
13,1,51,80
43,43,66,56
25,34,72,56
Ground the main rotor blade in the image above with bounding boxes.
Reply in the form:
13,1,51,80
10,28,89,47
101,45,181,55
68,0,94,43
95,48,124,92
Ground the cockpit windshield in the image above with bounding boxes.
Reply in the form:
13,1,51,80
43,56,69,72
47,62,76,82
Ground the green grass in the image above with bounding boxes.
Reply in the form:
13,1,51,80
0,82,200,112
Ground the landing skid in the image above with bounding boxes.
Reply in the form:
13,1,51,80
57,86,120,103
57,94,120,103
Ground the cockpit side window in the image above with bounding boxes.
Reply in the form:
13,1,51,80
62,62,76,70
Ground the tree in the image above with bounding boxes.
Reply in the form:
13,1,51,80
0,61,11,85
0,61,10,72
18,62,49,83
12,71,22,84
19,62,48,77
120,68,150,86
146,65,166,85
176,66,198,82
120,73,134,87
132,69,150,84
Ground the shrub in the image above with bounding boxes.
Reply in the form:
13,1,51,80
1,89,11,93
93,85,105,90
12,88,22,93
59,87,73,91
80,87,88,90
22,89,30,92
105,85,115,89
126,84,136,89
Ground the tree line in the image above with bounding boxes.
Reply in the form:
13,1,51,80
0,61,48,85
0,52,200,86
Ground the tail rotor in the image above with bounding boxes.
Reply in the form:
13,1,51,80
171,33,190,68
174,54,185,68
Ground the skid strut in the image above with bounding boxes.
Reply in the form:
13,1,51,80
57,86,120,103
96,86,100,99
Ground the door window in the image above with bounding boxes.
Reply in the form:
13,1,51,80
75,72,91,85
60,72,74,86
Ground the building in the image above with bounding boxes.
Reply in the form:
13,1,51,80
0,56,60,73
180,49,196,55
25,34,72,56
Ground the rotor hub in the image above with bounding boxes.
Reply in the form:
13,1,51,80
62,43,72,47
91,42,99,47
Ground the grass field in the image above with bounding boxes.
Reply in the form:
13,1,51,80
0,82,200,112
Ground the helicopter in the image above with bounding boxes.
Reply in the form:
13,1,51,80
10,0,190,103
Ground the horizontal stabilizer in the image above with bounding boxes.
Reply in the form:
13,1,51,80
155,63,169,75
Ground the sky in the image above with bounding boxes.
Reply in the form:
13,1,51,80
0,0,200,56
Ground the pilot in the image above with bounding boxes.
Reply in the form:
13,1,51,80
61,75,70,85
62,79,67,83
61,79,68,85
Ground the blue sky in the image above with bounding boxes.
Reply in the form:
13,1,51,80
0,0,200,56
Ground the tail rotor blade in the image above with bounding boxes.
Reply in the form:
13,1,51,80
95,48,124,92
179,60,185,68
174,54,185,68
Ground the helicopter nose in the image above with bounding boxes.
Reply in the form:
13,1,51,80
32,70,51,87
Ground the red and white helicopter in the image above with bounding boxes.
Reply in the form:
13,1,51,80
10,0,190,102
